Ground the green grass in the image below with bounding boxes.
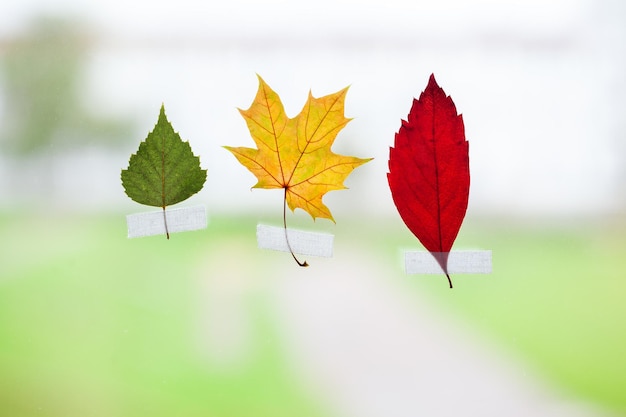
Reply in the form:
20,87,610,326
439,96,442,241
1,212,625,416
0,213,326,417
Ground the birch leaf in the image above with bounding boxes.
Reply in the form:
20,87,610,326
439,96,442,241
121,105,206,237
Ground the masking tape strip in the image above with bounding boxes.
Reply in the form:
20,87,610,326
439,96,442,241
256,224,334,257
405,250,492,274
126,205,207,238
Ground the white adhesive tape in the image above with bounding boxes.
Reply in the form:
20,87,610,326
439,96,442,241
126,205,207,238
405,251,492,274
256,224,334,257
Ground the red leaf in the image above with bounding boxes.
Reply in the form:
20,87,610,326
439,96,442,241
388,74,470,288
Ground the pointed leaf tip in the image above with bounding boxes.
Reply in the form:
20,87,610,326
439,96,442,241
427,73,439,90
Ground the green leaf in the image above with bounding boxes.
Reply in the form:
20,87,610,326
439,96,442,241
121,104,206,209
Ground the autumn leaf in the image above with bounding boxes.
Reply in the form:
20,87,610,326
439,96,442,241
387,74,470,288
121,104,207,239
225,75,372,265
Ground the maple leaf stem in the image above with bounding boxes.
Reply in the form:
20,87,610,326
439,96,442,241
283,188,308,267
446,273,453,289
162,207,170,240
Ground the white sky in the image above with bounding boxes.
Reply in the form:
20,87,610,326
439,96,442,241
1,0,625,217
1,0,586,36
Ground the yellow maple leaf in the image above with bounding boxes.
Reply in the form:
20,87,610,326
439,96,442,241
225,75,372,222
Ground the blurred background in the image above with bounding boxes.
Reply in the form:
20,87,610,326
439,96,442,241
1,0,625,416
